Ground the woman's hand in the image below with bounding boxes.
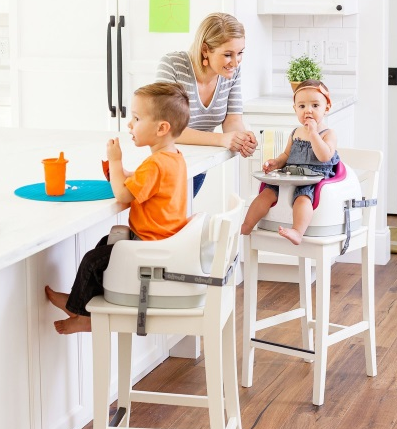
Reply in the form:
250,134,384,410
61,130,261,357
239,131,258,158
219,131,257,155
107,138,122,161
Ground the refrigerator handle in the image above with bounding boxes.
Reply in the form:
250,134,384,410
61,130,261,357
117,16,127,118
107,16,116,117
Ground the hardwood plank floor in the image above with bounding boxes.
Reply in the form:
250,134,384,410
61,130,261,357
83,217,397,429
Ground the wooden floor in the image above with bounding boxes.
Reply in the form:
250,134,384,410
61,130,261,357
83,216,397,429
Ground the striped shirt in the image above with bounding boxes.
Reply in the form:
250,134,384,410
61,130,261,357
155,51,243,132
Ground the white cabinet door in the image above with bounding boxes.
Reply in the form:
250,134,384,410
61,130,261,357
107,0,232,131
33,237,92,429
10,0,229,132
0,261,31,429
10,0,114,131
257,0,358,15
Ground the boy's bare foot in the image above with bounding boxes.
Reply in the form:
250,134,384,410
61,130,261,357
278,226,303,245
45,285,74,317
54,315,91,335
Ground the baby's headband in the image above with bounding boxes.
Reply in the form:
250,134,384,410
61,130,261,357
293,84,332,108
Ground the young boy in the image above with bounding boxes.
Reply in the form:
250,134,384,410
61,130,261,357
45,82,190,334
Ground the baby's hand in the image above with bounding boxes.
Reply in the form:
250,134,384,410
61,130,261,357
107,137,122,162
263,159,278,173
304,117,317,134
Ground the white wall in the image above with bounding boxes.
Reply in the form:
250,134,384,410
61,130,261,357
355,0,390,264
271,13,358,94
233,1,273,99
387,0,397,214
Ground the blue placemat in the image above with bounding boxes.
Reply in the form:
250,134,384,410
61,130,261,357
14,180,114,202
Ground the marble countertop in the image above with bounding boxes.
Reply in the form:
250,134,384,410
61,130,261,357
0,127,235,270
243,93,357,115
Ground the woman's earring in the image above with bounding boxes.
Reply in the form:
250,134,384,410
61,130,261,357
203,57,209,67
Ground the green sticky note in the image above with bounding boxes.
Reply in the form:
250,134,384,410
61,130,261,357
149,0,190,33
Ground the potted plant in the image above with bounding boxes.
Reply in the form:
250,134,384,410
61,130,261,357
286,55,323,92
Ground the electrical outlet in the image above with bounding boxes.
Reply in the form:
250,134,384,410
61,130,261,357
0,37,9,59
325,41,348,65
291,41,308,58
309,41,324,63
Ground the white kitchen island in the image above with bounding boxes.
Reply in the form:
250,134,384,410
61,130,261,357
0,128,236,429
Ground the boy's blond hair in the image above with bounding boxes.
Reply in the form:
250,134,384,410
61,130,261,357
134,82,190,137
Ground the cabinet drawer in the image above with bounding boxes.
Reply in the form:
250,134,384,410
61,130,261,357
257,0,358,15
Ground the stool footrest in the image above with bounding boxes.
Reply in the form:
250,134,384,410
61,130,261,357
130,390,209,408
251,338,315,360
109,406,126,427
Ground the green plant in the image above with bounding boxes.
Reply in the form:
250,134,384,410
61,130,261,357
286,55,322,82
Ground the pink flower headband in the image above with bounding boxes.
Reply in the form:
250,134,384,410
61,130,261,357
293,85,332,108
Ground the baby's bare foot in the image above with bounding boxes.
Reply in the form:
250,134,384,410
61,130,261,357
54,315,91,335
241,223,253,235
45,285,74,317
278,226,303,245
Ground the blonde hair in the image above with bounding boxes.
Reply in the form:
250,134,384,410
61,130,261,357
134,82,190,137
189,13,245,75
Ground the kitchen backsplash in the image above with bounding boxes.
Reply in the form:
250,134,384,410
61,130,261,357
272,14,358,94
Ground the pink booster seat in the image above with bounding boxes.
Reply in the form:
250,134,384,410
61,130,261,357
255,161,363,237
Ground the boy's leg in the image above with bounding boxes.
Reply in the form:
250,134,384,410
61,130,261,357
52,236,113,334
45,286,74,317
279,195,313,245
241,187,278,235
65,240,113,316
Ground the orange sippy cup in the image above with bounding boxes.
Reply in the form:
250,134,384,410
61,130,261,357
42,152,69,196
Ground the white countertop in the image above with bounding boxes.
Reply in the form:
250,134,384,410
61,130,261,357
243,93,357,115
0,127,235,271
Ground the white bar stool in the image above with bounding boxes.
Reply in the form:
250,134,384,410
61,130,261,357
87,194,244,429
241,148,382,406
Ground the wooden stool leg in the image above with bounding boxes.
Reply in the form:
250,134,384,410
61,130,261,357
299,257,314,362
91,313,111,429
222,311,242,429
242,234,259,387
312,252,331,406
204,324,226,429
362,244,377,376
117,332,133,426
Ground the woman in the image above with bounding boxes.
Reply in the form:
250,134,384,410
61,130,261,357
156,12,257,196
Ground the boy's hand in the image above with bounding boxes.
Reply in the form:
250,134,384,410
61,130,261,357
107,137,122,161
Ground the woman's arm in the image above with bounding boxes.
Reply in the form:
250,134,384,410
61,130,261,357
176,119,257,156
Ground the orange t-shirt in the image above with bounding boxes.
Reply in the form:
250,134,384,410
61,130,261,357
124,150,187,240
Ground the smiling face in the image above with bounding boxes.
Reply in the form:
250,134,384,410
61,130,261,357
293,88,330,126
203,38,245,79
128,95,159,147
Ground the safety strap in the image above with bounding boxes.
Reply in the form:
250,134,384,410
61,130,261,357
281,165,325,177
341,198,377,255
137,277,150,336
136,254,239,336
